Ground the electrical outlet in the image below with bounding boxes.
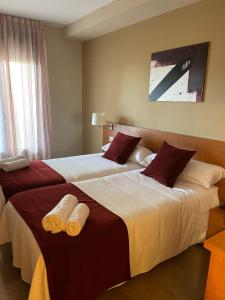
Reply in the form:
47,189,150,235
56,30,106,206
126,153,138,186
109,136,113,142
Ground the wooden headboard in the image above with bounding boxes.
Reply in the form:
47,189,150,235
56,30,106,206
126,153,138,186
103,123,225,205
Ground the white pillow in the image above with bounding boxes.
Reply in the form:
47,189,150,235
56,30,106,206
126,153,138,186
101,143,110,152
179,159,225,188
101,143,152,164
129,145,153,164
140,153,156,167
140,154,225,188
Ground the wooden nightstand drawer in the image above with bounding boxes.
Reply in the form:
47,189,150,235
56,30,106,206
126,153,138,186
207,206,225,238
204,231,225,300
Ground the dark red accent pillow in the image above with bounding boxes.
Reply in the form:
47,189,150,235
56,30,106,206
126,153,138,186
141,142,195,187
103,132,141,164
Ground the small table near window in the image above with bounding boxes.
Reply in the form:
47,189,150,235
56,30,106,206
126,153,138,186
204,230,225,300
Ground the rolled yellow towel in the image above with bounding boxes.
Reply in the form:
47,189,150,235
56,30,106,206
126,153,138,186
2,159,29,172
42,194,78,233
64,203,90,236
0,155,25,169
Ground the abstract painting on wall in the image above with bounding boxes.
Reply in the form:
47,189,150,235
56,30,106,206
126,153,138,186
149,42,209,102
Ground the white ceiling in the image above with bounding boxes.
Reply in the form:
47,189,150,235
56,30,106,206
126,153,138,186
66,0,201,40
0,0,114,26
0,0,202,39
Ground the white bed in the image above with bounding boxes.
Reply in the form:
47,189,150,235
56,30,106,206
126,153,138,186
0,153,141,214
43,153,141,182
0,169,219,300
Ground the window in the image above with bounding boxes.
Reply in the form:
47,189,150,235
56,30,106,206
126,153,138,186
0,15,51,159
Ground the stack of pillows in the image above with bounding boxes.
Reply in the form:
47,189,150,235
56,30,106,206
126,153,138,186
141,141,195,187
102,132,225,189
0,155,29,172
102,132,152,165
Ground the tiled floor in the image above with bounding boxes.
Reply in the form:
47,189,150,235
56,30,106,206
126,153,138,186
0,243,209,300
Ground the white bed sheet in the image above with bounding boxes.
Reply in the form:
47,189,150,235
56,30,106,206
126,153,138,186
0,170,219,292
0,153,141,215
43,153,141,182
76,171,219,272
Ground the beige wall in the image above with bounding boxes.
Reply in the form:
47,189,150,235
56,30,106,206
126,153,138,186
82,0,225,153
45,26,82,158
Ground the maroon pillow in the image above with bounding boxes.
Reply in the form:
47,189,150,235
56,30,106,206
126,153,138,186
141,142,195,187
103,132,141,164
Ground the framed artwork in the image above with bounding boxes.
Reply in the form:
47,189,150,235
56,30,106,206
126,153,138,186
149,42,209,102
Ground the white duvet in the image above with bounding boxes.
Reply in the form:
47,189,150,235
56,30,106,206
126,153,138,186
0,170,219,299
43,153,140,182
0,153,140,214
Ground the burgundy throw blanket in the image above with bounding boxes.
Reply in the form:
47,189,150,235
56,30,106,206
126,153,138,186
10,183,131,300
0,161,65,200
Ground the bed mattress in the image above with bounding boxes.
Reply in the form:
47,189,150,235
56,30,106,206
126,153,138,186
0,169,219,299
0,153,141,214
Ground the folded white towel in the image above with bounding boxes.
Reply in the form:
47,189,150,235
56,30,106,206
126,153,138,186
42,194,78,233
2,159,29,172
0,155,25,169
64,203,90,236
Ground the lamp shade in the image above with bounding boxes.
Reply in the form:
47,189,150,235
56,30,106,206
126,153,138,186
91,112,106,126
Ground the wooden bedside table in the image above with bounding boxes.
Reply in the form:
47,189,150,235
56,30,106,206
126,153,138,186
204,230,225,300
207,206,225,238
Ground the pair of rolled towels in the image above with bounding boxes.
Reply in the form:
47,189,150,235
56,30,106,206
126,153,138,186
42,194,90,237
0,155,29,172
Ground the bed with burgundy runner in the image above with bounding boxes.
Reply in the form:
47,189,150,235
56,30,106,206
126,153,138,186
0,161,66,200
10,183,131,300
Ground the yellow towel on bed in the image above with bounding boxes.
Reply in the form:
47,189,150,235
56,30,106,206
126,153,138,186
42,194,78,233
64,203,90,236
2,159,29,172
0,155,25,169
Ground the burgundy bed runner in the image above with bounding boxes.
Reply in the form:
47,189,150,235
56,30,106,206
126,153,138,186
10,183,131,300
0,160,65,200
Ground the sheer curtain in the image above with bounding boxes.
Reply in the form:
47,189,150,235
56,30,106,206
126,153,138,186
0,14,51,160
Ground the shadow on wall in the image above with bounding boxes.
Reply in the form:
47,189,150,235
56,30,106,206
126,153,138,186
118,116,135,126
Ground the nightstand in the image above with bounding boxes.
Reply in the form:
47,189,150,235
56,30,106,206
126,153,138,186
204,231,225,300
207,206,225,238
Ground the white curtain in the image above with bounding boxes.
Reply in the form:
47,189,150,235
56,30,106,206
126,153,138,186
0,14,52,160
